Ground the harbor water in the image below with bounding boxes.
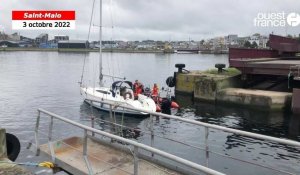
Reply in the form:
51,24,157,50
0,51,299,174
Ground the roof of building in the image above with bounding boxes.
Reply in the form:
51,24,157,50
0,40,20,44
54,35,69,36
36,33,48,38
58,40,88,44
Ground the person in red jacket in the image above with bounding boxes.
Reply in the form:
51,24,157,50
136,84,143,94
151,83,159,97
133,80,139,92
133,80,144,98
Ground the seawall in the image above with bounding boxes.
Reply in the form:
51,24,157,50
175,68,292,111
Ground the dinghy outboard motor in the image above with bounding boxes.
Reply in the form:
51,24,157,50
161,98,172,115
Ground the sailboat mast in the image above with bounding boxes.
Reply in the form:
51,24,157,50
99,0,103,86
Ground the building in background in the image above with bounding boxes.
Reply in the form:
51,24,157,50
54,35,69,43
248,34,260,46
226,34,238,45
58,40,89,49
102,41,118,49
35,33,48,45
0,41,20,47
8,33,21,41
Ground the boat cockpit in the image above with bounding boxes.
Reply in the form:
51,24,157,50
111,81,134,100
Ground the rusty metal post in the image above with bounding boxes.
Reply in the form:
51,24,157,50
48,116,55,162
292,88,300,114
90,100,95,136
0,129,6,159
133,146,139,175
205,127,209,167
150,115,154,157
109,104,113,119
91,117,95,136
109,104,115,142
83,129,93,175
35,110,41,156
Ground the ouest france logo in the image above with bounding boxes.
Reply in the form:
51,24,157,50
254,12,300,27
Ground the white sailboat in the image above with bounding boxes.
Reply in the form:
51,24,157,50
80,0,156,115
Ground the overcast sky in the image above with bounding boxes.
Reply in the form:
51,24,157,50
1,0,300,41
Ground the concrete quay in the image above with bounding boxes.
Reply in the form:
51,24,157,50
175,68,292,111
175,68,241,96
217,88,292,111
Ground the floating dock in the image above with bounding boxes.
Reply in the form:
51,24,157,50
34,108,224,175
39,136,180,175
33,107,300,175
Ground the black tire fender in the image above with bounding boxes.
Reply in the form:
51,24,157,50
166,76,175,87
6,133,21,161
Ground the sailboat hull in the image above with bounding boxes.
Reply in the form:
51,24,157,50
81,87,156,116
84,100,149,116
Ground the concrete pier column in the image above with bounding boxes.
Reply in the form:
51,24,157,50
0,128,7,158
292,88,300,114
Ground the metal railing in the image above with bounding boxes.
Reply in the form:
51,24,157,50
35,108,225,175
84,98,300,147
34,97,300,175
84,98,300,174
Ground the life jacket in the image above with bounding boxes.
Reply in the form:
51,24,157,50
152,86,159,96
134,83,143,97
136,86,143,94
133,83,139,93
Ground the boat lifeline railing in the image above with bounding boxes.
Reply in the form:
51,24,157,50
35,108,225,175
83,98,300,174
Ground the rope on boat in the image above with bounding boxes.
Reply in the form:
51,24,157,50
80,0,96,87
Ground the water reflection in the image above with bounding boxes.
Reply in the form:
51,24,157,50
289,114,300,140
175,95,300,174
79,102,145,139
192,102,300,141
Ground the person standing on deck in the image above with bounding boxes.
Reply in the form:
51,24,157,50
133,80,143,98
151,83,159,96
133,80,139,93
137,83,144,94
